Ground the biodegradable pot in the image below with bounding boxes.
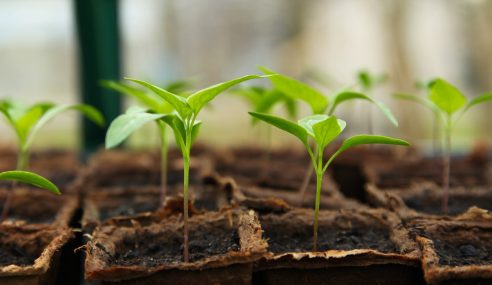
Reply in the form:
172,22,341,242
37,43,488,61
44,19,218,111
366,182,492,219
81,174,234,232
253,207,424,285
210,147,364,210
409,208,492,284
0,224,73,285
0,189,78,227
84,209,268,285
328,144,418,202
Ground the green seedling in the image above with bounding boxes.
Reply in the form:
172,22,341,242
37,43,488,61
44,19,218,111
394,79,441,155
249,112,409,250
106,74,270,262
400,79,492,214
234,86,298,173
102,79,194,206
259,67,398,200
357,70,388,134
0,99,102,220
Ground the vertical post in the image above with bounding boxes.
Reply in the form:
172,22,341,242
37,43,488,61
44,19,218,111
74,0,122,156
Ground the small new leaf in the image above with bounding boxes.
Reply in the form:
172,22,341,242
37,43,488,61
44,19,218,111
312,116,346,149
0,171,60,195
335,135,409,157
428,79,466,115
464,93,492,112
102,80,169,113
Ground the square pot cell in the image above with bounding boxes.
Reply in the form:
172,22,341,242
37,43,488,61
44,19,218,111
254,208,424,285
410,208,492,284
0,224,73,285
366,182,492,219
84,209,267,285
0,188,78,227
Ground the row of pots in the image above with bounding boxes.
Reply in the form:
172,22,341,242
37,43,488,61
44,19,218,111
0,145,490,284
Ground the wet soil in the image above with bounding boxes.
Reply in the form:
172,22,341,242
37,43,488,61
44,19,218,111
260,214,397,254
0,190,63,224
109,220,240,266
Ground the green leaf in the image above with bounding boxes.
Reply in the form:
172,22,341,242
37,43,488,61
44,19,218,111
248,112,308,146
336,135,409,157
23,104,104,149
126,78,191,119
464,93,492,112
357,71,387,91
259,67,328,114
232,86,264,107
160,115,187,154
164,79,194,95
101,80,170,113
16,103,55,141
298,114,330,137
428,79,466,115
312,116,346,149
187,74,269,115
105,108,168,149
0,171,60,195
393,93,439,115
330,91,398,126
24,104,104,150
191,121,201,144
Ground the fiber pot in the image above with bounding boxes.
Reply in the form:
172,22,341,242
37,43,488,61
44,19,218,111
366,182,492,219
0,224,73,285
253,207,424,285
409,207,492,284
84,209,267,285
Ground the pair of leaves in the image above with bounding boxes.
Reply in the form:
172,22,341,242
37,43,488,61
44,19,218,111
0,171,60,195
357,70,387,91
395,78,492,122
128,74,271,120
0,100,104,151
249,112,408,167
259,67,398,126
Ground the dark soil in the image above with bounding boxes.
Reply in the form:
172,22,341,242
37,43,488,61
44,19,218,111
0,244,37,266
402,191,492,216
109,220,240,266
260,214,397,254
0,190,62,224
98,199,160,221
433,239,492,266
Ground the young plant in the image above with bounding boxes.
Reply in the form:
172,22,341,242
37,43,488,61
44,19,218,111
106,74,270,262
393,79,441,155
0,100,103,219
249,112,409,248
259,67,398,199
357,70,388,134
405,79,492,214
102,79,193,205
249,112,409,250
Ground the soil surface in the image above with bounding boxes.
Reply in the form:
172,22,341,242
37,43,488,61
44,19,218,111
260,214,397,254
0,190,62,224
402,190,492,216
433,239,492,266
109,219,240,266
0,244,37,266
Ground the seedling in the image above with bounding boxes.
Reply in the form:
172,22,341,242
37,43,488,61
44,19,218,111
0,99,104,219
0,170,60,195
394,79,441,155
249,112,409,250
234,86,298,172
259,67,398,199
107,74,270,262
403,79,492,214
103,79,193,205
357,70,388,134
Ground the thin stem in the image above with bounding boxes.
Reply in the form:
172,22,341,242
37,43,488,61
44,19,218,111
442,117,451,214
1,145,27,222
182,123,193,263
432,116,439,157
313,147,323,251
17,147,28,171
158,121,168,207
261,125,272,178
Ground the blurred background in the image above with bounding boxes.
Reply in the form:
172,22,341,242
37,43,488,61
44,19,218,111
0,0,491,153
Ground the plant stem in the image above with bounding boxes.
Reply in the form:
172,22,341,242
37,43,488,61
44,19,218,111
158,121,168,207
261,125,272,179
313,147,323,251
432,116,440,157
182,126,192,263
1,146,28,222
442,118,451,214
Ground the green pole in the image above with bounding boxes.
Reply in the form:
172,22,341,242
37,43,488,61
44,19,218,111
74,0,122,156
